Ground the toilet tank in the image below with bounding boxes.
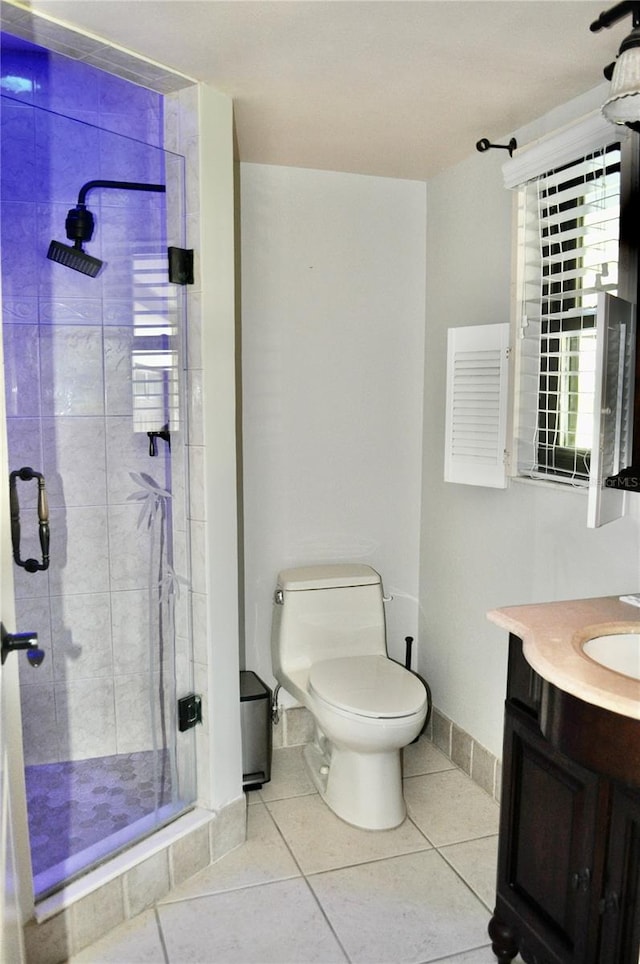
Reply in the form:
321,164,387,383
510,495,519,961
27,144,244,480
271,564,387,682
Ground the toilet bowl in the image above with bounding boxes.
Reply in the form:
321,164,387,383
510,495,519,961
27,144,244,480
271,564,427,830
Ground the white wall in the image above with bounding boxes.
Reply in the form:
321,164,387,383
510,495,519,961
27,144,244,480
239,87,640,763
240,164,427,689
420,92,640,760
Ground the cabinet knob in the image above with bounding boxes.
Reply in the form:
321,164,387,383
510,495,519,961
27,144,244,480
570,868,591,892
598,890,619,915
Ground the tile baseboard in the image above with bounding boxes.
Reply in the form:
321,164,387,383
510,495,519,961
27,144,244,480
272,704,316,750
274,704,502,804
429,707,502,804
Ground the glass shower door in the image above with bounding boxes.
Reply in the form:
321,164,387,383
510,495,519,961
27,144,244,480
1,95,195,897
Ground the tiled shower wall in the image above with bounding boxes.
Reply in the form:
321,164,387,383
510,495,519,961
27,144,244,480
0,35,190,766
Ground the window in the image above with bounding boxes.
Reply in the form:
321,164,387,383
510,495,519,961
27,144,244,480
131,249,180,436
515,144,622,484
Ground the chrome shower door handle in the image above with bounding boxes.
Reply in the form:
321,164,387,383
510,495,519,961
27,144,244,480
9,467,50,573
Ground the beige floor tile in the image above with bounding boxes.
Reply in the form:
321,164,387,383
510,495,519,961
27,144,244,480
160,802,300,902
259,744,317,801
267,792,431,875
404,769,499,847
70,756,509,964
402,736,456,778
440,835,499,911
308,849,490,963
67,909,164,963
158,878,348,963
439,949,496,962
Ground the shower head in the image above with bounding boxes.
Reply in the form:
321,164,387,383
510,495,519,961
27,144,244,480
47,200,103,277
47,179,165,278
47,239,103,277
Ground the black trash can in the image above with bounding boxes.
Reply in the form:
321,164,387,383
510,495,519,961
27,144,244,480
240,671,272,790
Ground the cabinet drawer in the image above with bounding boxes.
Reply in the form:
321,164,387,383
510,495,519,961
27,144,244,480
507,633,542,720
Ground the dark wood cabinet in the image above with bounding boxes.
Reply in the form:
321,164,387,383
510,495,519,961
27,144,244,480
598,785,640,964
489,634,640,964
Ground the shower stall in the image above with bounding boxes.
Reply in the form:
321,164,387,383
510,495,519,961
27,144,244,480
1,34,196,898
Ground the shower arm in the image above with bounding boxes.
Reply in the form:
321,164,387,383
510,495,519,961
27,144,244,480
76,180,166,206
49,179,168,278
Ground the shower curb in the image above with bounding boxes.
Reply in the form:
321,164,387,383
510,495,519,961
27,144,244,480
23,797,247,964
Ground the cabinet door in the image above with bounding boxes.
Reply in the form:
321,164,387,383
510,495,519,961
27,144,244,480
496,705,601,963
598,785,640,964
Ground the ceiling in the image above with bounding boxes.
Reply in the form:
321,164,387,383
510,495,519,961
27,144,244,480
16,1,635,179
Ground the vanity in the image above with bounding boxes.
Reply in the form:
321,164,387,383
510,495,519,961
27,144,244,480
487,596,640,964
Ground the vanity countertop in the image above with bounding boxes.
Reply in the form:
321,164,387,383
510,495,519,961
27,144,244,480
488,595,640,720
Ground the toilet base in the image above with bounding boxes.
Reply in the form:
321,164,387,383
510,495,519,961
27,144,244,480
303,739,406,830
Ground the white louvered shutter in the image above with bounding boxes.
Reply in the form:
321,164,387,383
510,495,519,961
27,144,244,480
444,323,510,488
587,293,636,528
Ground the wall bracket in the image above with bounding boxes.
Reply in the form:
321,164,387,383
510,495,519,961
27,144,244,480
168,246,194,285
476,137,517,157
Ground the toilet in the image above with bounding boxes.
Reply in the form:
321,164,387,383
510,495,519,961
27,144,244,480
271,564,427,830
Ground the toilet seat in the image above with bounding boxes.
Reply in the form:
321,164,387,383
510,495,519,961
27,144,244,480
308,655,426,719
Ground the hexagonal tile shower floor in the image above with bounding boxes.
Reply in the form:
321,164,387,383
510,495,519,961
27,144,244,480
25,750,173,892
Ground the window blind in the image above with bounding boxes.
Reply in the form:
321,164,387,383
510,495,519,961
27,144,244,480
515,144,621,483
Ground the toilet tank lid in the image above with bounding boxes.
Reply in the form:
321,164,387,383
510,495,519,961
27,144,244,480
277,564,381,591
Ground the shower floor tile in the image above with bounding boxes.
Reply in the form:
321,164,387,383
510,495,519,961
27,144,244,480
25,750,173,880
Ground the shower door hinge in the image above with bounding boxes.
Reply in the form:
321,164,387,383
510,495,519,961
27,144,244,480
178,693,202,731
168,246,194,285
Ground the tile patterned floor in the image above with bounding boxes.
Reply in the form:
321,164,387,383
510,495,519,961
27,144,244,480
69,739,508,964
26,751,173,879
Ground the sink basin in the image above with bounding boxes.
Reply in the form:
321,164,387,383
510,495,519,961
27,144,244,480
582,633,640,681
